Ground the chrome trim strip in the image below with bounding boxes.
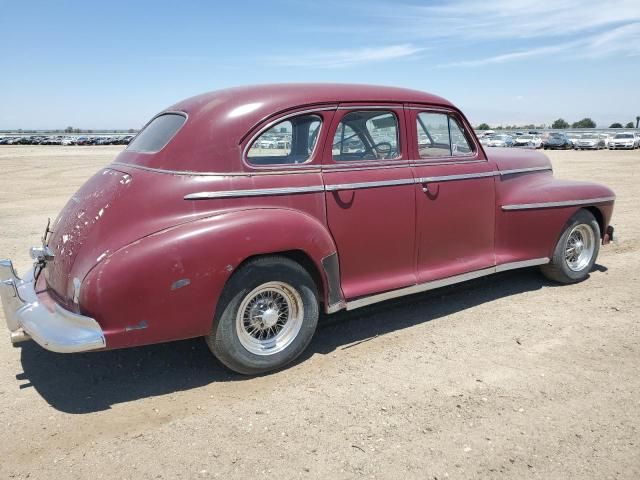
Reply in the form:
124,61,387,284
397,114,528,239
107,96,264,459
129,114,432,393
344,258,549,311
419,171,497,183
184,185,325,200
325,178,415,192
179,164,553,199
113,162,321,177
499,166,552,176
502,196,616,211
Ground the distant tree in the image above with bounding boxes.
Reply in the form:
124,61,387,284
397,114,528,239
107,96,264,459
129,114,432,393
128,128,135,133
551,118,569,129
74,128,80,134
609,123,623,128
495,125,503,130
87,129,93,134
571,118,596,128
477,123,491,130
65,126,73,133
625,122,634,128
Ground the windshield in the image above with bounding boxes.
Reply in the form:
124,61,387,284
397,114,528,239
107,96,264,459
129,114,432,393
614,134,633,139
519,135,532,140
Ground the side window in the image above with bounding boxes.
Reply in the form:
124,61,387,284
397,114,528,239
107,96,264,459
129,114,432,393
416,112,474,158
332,111,399,161
449,117,472,155
417,113,450,157
247,114,321,166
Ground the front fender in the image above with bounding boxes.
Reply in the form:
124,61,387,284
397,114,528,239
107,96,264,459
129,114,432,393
80,208,339,349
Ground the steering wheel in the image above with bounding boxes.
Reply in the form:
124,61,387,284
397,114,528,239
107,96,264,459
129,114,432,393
372,141,395,159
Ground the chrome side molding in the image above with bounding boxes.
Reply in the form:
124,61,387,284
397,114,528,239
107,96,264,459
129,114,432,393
502,196,616,211
184,166,552,200
344,257,550,311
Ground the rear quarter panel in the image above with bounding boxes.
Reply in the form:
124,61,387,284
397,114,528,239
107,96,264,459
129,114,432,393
80,208,338,349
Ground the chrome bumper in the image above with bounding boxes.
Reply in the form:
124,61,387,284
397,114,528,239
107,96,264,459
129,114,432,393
0,259,105,353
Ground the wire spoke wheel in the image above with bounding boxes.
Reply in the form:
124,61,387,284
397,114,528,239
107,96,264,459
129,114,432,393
236,281,304,356
564,224,596,272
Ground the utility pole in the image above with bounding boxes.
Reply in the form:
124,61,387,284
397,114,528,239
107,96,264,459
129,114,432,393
636,116,639,128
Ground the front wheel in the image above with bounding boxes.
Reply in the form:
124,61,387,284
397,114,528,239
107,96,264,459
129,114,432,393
540,210,600,284
207,256,319,375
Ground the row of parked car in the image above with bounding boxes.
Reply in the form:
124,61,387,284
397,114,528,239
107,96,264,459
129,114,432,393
477,130,640,150
0,135,134,146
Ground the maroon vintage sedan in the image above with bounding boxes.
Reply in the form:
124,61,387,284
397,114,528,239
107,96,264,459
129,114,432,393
1,84,615,374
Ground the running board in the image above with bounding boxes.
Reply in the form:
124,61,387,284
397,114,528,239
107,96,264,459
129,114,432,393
345,258,549,311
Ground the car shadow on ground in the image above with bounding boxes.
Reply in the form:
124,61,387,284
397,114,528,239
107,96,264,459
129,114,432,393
16,267,584,414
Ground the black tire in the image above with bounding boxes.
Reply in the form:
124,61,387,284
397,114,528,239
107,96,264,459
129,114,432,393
206,256,319,375
540,210,600,284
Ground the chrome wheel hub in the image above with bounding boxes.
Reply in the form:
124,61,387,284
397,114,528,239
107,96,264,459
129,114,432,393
564,224,595,272
236,281,304,356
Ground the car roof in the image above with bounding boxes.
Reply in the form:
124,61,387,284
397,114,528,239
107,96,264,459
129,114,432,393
117,84,457,173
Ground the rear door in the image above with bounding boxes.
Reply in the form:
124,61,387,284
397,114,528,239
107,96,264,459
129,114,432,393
408,107,497,283
322,105,417,300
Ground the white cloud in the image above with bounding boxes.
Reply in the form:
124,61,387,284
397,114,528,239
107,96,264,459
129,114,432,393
264,44,424,68
381,0,640,41
438,42,578,68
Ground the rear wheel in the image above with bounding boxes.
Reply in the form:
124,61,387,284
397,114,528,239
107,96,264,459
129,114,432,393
206,256,319,375
540,210,600,284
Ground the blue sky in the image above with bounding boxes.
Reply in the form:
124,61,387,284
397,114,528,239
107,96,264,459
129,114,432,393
1,0,639,129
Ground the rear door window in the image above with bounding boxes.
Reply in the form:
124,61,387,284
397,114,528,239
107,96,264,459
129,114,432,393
127,113,186,153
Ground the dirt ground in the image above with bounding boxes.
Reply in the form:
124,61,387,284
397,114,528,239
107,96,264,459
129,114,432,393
0,145,638,479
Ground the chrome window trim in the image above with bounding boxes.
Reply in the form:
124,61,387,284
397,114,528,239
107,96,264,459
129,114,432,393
242,106,337,171
344,257,550,311
502,196,616,211
337,105,403,110
126,111,188,155
184,185,325,200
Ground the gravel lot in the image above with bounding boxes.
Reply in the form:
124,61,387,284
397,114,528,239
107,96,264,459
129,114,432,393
0,146,638,479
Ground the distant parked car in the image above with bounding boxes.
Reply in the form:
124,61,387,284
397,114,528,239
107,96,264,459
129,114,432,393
543,133,573,150
486,134,514,147
513,134,542,149
566,133,582,147
574,134,605,150
609,133,636,150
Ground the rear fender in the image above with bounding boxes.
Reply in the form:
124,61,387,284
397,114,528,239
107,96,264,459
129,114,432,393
80,208,341,349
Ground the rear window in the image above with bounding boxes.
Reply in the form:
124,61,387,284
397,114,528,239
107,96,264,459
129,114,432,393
127,113,186,153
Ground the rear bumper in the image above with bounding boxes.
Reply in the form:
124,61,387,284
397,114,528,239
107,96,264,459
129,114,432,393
0,259,105,353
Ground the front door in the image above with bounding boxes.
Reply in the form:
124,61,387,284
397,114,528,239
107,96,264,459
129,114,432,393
408,108,496,283
322,105,416,300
